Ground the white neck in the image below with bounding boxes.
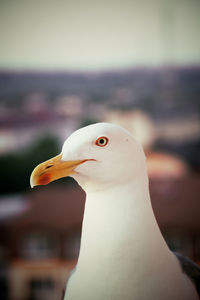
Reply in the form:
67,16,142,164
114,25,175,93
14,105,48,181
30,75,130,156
65,166,198,300
78,179,168,270
65,178,193,300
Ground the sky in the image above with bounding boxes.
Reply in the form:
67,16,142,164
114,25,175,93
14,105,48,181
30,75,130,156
0,0,200,71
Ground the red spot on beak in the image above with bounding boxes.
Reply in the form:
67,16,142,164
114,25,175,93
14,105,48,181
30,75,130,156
38,173,51,185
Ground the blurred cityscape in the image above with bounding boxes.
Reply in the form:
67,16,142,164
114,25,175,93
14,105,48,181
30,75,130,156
0,67,200,300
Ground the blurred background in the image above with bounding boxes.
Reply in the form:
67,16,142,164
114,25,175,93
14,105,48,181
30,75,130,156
0,0,200,299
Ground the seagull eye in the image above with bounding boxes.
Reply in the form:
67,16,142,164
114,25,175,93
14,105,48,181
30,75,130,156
95,136,109,147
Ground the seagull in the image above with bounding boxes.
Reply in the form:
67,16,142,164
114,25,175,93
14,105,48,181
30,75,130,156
30,123,200,300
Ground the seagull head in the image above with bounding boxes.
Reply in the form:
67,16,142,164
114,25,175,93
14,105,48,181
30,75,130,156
30,123,147,191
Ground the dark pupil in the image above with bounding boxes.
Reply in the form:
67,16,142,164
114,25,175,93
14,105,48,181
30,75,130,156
99,139,105,144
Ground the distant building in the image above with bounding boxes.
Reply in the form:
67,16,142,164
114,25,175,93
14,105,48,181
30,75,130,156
105,110,156,150
147,152,189,179
54,95,83,117
156,116,200,143
0,109,79,154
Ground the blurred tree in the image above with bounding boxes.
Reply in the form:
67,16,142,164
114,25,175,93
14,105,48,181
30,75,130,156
0,135,60,195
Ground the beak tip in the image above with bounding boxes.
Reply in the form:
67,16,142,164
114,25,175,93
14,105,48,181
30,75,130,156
30,173,35,188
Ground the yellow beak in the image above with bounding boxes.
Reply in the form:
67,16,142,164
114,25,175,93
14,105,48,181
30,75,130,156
30,153,87,188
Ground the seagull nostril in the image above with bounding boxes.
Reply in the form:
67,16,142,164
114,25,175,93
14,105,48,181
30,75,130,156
46,165,53,169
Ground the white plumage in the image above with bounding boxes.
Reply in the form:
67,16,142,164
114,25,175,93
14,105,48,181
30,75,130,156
31,123,199,300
